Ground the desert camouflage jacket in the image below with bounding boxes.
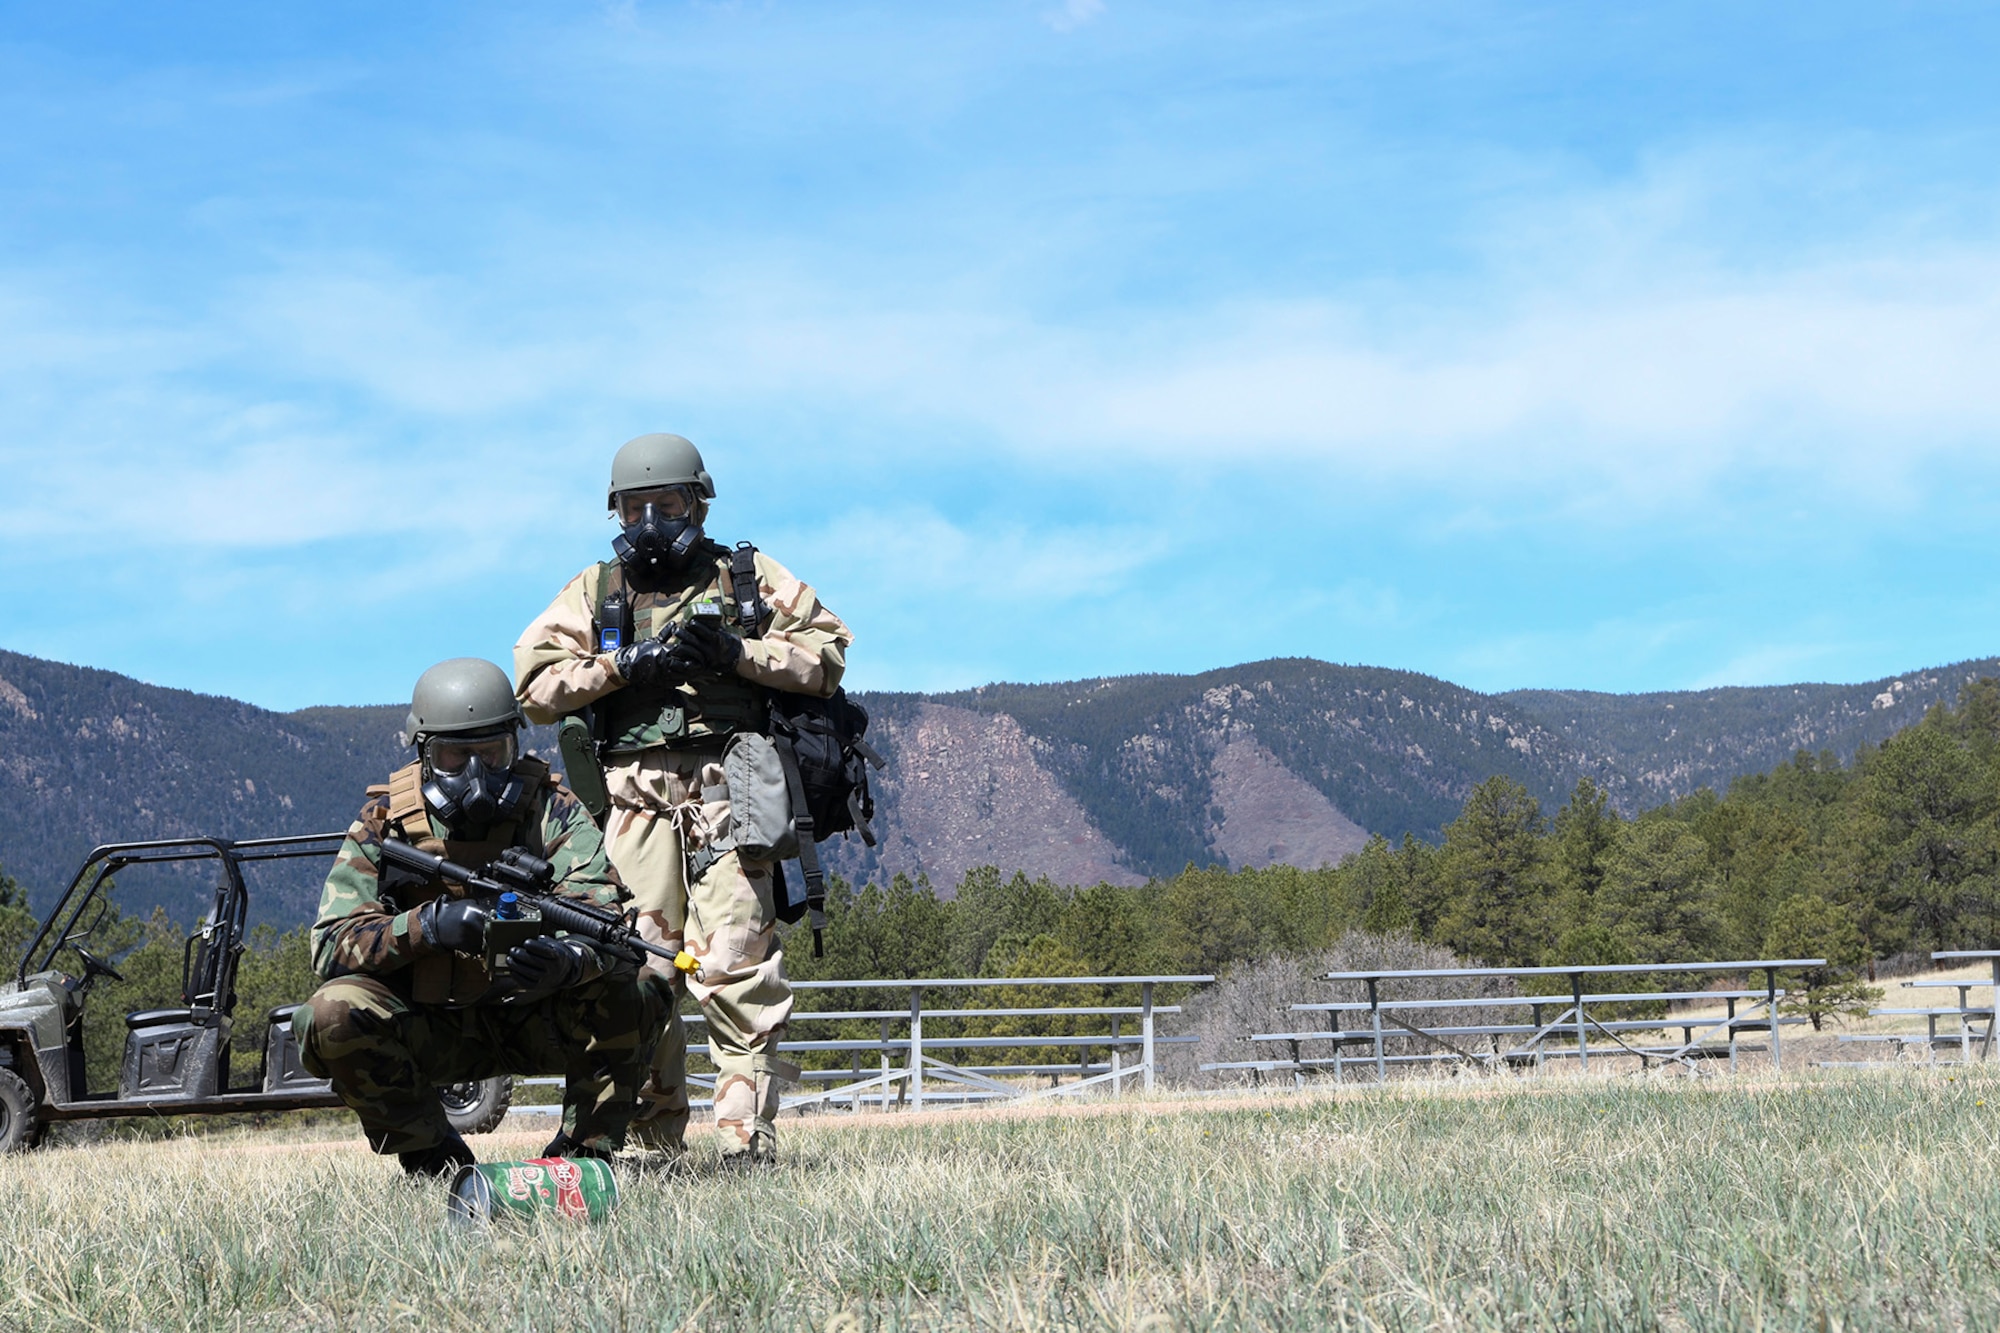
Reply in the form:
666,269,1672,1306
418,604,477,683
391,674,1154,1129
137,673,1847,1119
512,544,851,729
311,769,627,992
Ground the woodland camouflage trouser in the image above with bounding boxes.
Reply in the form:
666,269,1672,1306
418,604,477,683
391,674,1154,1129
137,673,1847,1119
293,969,661,1157
604,750,798,1155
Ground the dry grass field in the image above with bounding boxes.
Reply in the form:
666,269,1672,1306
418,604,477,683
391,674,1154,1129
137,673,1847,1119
4,1059,1999,1332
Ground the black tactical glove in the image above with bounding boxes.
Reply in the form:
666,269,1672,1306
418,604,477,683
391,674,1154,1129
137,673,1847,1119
662,619,742,675
614,636,675,687
505,935,592,1003
418,896,489,954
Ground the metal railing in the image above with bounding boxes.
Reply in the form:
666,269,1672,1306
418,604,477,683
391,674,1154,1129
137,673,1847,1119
517,973,1212,1116
1205,959,1825,1084
1825,949,2000,1067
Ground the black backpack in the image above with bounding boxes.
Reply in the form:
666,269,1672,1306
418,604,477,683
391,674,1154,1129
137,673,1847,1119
713,542,886,953
766,687,885,953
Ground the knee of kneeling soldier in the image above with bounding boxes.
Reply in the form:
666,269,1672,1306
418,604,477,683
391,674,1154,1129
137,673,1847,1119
292,981,396,1073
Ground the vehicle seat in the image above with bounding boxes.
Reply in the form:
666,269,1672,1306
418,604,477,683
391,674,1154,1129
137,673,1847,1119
126,1008,194,1030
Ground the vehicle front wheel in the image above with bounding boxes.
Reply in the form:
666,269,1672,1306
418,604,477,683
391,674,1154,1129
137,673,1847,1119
0,1068,41,1153
439,1076,511,1136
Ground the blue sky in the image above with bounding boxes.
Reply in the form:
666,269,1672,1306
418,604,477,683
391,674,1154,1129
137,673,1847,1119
3,2,1999,710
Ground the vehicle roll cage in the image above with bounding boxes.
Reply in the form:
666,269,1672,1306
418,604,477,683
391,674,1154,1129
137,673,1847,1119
18,833,348,993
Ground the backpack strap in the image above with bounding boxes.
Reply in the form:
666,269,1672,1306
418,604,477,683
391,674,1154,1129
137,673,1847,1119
847,726,885,847
769,734,825,957
597,556,728,644
728,542,767,638
591,561,627,652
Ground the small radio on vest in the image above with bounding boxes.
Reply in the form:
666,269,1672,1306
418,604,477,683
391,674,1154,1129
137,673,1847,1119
597,589,632,652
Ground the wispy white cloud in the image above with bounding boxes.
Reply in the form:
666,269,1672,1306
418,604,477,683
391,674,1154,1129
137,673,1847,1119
11,172,2000,561
785,504,1171,610
144,175,2000,481
1045,0,1107,34
1053,254,2000,480
5,4,1999,704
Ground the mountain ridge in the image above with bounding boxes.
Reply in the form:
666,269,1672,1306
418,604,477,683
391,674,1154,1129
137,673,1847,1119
2,646,1993,922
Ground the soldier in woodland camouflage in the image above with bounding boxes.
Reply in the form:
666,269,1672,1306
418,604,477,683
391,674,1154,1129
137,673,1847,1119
514,432,851,1164
294,658,661,1176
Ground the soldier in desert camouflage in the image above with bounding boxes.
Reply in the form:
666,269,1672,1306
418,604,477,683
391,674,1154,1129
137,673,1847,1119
514,432,851,1165
293,657,661,1177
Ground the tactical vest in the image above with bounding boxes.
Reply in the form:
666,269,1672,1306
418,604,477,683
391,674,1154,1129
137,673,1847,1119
370,755,551,1006
591,546,769,754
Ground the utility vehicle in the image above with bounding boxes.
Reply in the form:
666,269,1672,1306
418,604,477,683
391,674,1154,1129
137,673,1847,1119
0,833,510,1152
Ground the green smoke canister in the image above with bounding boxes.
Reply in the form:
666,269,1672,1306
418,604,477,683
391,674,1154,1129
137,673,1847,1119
447,1156,619,1226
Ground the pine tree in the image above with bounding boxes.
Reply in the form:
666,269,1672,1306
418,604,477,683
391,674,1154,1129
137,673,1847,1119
1862,720,1998,951
1337,836,1414,935
0,864,34,968
1762,893,1881,1030
1434,777,1549,966
1549,777,1620,930
1596,817,1722,963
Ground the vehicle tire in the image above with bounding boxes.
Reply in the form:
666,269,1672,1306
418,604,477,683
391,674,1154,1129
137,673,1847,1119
0,1068,40,1154
439,1075,511,1135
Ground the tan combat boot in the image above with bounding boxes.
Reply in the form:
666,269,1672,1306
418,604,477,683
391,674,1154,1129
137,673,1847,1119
715,1053,797,1167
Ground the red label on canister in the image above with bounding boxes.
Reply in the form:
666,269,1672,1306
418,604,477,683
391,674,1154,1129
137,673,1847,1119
448,1156,618,1226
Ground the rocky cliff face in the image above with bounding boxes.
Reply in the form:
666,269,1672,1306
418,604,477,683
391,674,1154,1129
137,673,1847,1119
821,701,1141,891
1206,736,1370,871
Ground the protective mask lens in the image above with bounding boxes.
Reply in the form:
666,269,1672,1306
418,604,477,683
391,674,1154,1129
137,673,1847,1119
616,485,692,527
426,733,516,775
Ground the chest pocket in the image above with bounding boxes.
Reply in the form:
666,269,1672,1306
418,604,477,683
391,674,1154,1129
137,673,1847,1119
593,559,769,752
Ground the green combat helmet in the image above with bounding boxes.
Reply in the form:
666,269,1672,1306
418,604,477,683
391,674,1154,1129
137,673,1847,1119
404,658,529,836
607,432,715,508
405,658,524,743
608,433,715,577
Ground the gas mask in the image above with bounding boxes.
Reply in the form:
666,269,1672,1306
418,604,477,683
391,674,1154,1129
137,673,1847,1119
611,485,703,580
421,731,529,838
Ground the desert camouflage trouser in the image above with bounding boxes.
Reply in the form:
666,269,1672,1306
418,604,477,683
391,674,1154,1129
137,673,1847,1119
293,968,660,1157
604,747,797,1154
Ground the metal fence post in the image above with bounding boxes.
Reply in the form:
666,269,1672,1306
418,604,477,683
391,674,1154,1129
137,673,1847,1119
1111,1016,1123,1095
909,986,925,1112
1571,973,1587,1073
1141,981,1157,1091
1327,1004,1345,1084
1369,977,1386,1081
879,1017,892,1111
1766,966,1782,1071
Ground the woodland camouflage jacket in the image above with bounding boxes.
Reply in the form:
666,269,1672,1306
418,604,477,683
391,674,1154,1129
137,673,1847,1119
311,764,626,997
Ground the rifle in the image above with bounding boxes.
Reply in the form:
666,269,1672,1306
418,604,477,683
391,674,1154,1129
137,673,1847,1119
379,838,692,977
